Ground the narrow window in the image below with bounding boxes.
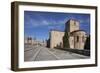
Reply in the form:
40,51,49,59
74,21,76,26
77,36,79,42
82,36,84,42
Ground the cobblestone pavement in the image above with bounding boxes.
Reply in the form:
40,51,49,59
24,45,89,61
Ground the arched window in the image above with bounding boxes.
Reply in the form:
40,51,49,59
77,36,79,42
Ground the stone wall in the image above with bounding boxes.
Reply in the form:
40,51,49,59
50,30,64,48
70,31,87,49
65,19,79,33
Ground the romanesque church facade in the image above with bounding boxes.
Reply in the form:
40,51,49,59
49,19,87,50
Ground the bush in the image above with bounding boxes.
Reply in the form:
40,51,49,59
84,35,90,50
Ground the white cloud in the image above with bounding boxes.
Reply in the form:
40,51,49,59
79,18,90,24
25,15,67,28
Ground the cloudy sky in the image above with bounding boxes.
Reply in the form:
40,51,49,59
24,11,90,41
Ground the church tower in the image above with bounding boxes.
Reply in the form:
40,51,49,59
65,19,80,34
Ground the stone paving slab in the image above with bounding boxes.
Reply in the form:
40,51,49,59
24,45,90,61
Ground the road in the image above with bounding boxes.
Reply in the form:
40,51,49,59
24,45,89,61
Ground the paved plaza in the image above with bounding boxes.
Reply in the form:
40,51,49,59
24,45,89,61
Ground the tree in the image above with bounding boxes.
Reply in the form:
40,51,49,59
46,38,50,48
84,35,90,50
63,31,69,48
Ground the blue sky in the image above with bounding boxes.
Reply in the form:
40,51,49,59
24,11,90,41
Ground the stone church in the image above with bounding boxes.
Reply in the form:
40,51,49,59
49,19,87,50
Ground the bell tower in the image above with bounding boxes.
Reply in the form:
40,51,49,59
65,19,80,34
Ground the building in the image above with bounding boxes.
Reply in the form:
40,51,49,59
24,36,47,46
49,19,87,50
49,30,64,48
24,37,33,45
